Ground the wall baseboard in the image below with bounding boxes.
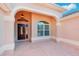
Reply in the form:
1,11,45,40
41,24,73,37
56,37,79,46
32,36,53,42
0,43,14,55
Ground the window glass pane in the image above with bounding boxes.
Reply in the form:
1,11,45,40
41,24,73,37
38,31,43,36
45,25,49,31
38,24,43,31
45,31,49,36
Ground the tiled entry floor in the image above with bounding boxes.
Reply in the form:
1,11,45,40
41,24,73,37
1,39,79,56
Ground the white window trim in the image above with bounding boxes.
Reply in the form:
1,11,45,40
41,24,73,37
37,22,51,37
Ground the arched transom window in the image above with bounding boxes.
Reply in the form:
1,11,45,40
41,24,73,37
37,21,50,36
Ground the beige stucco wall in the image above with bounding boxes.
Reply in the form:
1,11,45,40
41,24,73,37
32,13,56,40
0,14,4,47
60,16,79,41
15,10,57,42
57,15,79,45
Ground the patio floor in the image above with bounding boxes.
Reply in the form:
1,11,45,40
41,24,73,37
1,39,79,56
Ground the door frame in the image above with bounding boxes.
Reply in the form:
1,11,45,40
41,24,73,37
15,22,29,42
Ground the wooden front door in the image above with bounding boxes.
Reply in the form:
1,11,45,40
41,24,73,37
17,24,28,40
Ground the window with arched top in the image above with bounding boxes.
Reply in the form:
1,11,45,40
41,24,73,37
37,21,50,36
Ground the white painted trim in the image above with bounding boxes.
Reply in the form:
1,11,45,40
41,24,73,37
12,5,60,19
0,43,15,55
56,37,79,46
61,12,79,21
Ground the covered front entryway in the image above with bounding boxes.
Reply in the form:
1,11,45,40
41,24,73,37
0,3,68,56
15,10,32,42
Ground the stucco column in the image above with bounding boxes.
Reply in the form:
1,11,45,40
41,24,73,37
3,15,15,50
56,21,61,42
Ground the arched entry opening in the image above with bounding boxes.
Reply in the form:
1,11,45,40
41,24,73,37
15,10,32,43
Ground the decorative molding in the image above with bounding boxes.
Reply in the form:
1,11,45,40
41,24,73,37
12,5,60,19
0,3,11,15
32,3,66,12
0,43,15,55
